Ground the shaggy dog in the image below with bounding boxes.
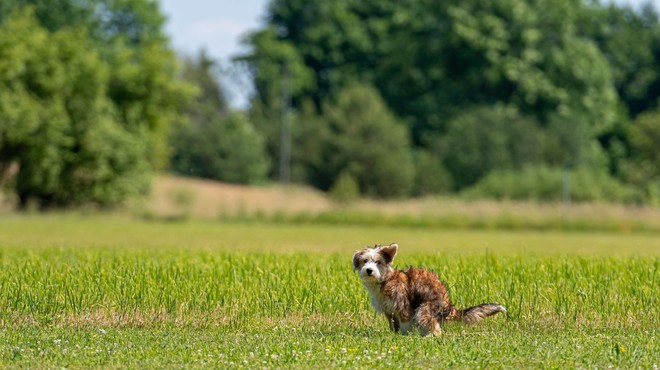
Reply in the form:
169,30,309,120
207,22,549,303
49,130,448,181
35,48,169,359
352,243,505,336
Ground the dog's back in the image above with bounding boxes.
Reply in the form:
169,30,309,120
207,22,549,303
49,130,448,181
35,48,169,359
353,244,505,335
395,267,505,324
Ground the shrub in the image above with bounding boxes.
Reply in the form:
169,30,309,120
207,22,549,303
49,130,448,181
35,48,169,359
169,113,269,185
620,109,660,205
463,166,641,204
329,171,360,204
412,150,453,196
439,105,546,190
322,84,415,198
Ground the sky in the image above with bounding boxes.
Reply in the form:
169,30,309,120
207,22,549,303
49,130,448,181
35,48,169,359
160,0,269,107
159,0,659,107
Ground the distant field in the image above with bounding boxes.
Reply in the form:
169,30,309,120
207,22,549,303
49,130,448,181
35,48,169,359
0,216,658,368
147,176,660,233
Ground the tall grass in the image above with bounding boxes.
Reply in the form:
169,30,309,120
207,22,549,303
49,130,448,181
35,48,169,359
1,248,657,331
0,216,658,368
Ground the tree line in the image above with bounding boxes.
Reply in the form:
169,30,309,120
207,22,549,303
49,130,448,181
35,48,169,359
1,0,659,209
235,0,660,204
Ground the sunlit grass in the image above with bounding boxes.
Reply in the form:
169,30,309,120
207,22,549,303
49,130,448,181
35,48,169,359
0,215,658,368
1,214,659,256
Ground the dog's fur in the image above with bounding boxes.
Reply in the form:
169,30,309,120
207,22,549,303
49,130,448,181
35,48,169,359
352,243,505,336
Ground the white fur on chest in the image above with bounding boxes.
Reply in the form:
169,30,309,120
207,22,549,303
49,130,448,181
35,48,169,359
362,281,413,334
362,281,394,315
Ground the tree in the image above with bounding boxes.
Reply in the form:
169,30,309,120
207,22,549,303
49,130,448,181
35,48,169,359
579,3,660,118
577,3,660,179
439,105,546,189
321,84,414,198
288,99,332,186
245,0,619,145
0,4,189,208
169,113,268,184
169,51,268,184
240,28,315,179
621,109,660,203
0,0,97,32
0,11,151,208
0,0,167,45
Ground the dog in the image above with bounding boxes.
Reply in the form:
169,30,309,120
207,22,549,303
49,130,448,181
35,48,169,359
352,243,505,336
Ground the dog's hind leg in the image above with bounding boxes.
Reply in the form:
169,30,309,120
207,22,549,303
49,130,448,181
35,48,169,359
415,303,442,336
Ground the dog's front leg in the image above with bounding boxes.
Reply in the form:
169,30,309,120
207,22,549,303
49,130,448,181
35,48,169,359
385,313,400,332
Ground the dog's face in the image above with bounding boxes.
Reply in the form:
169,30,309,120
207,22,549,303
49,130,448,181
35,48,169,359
352,243,398,283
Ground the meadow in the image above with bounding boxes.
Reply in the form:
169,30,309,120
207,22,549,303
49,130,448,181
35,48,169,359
0,214,658,368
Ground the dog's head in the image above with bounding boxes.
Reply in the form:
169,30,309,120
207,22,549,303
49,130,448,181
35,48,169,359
352,243,398,283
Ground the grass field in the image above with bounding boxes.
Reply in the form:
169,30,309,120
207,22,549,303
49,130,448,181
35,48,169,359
0,215,658,368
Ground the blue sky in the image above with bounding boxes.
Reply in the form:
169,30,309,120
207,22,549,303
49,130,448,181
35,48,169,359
159,0,659,106
160,0,269,106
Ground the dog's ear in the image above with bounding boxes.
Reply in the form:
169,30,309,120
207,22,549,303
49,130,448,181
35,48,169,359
380,243,398,265
352,250,365,271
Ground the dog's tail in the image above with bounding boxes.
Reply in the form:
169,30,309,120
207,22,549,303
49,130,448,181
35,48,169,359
444,304,506,324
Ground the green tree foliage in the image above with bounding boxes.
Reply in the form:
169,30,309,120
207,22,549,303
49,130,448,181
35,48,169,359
288,100,332,186
241,29,316,180
412,150,453,196
0,11,151,208
621,110,660,203
0,0,96,32
464,166,641,204
169,52,268,184
0,0,167,44
321,84,414,198
240,0,659,201
169,113,268,184
580,3,660,118
0,3,189,208
246,0,619,145
578,3,660,181
438,105,546,190
329,171,360,204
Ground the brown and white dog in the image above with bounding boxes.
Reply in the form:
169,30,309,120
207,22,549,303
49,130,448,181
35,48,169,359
352,243,505,336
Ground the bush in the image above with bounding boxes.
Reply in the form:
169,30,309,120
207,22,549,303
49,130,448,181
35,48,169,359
620,109,660,204
463,166,642,204
169,113,269,184
322,84,415,198
412,150,453,196
329,171,360,204
439,105,546,190
0,11,159,209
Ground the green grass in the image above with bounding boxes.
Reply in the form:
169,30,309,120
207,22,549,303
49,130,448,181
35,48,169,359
263,208,660,233
0,215,658,368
